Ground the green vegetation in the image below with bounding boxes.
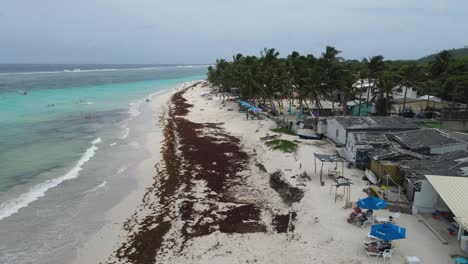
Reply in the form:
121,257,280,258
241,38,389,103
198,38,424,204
208,47,468,117
419,47,468,62
265,139,298,153
421,121,441,128
270,127,296,135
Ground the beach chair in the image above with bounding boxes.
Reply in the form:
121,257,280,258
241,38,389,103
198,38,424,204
376,212,401,224
382,249,393,263
365,248,393,259
359,217,374,228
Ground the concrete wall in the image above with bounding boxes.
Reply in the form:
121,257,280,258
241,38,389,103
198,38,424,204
441,120,468,132
317,120,327,134
346,134,356,160
370,160,402,185
413,180,448,214
326,119,347,145
430,143,468,154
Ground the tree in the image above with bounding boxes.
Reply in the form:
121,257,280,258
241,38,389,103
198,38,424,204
375,71,398,115
396,63,425,113
366,55,386,114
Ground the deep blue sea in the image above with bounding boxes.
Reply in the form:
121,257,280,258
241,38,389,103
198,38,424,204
0,64,207,264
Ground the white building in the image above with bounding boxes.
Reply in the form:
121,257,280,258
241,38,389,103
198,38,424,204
412,175,468,253
326,116,420,146
393,86,418,100
354,80,418,101
345,132,390,162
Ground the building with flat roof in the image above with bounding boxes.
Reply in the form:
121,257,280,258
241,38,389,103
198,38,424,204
390,129,468,155
326,116,420,146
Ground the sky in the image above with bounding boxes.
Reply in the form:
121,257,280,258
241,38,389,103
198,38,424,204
0,0,467,64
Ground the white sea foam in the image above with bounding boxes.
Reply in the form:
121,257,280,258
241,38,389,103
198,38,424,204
0,138,102,221
120,124,130,139
81,166,126,195
116,166,128,175
81,180,108,195
109,142,117,146
128,101,142,117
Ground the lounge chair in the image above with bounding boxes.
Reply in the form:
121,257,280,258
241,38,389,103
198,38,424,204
382,249,394,263
365,248,394,258
376,212,401,224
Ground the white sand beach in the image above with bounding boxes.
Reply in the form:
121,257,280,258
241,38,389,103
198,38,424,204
73,82,461,264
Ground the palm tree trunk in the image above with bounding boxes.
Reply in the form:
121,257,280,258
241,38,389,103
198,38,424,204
366,80,371,116
386,92,390,116
402,85,408,114
426,95,430,113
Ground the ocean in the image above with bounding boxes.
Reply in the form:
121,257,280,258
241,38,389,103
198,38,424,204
0,64,207,263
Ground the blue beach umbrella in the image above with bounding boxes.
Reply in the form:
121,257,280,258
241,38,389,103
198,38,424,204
370,223,406,241
356,196,388,210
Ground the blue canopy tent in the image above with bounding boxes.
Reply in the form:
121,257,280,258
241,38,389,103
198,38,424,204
370,223,406,241
357,196,388,210
240,102,253,107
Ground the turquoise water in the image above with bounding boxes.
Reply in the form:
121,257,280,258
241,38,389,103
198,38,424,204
0,65,207,210
0,65,207,264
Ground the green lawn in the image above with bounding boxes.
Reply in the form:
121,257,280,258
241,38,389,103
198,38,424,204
421,121,441,128
265,139,298,153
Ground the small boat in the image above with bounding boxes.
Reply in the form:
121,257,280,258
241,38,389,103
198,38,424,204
298,134,324,140
365,169,378,184
296,129,323,140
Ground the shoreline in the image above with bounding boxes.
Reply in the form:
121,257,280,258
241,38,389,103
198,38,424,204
74,81,458,264
71,82,197,264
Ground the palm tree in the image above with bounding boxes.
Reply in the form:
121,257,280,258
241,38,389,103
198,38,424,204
357,59,369,116
375,71,398,115
396,64,425,113
366,55,385,115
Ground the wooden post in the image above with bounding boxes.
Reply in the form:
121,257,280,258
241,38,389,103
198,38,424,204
314,156,317,174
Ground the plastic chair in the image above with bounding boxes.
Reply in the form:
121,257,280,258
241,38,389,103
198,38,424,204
382,249,393,263
455,257,468,264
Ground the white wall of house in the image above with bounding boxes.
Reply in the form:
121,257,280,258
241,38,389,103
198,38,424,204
393,86,418,99
317,120,327,134
326,119,347,145
413,180,449,214
346,134,357,161
359,86,418,101
430,143,468,154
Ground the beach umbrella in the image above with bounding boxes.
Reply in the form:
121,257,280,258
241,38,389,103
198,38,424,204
370,223,406,241
356,196,388,210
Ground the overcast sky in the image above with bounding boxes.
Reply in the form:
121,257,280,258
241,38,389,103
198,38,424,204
1,0,467,64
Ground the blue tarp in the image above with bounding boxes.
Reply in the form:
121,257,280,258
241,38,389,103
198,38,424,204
370,223,406,241
356,196,388,210
248,107,262,112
